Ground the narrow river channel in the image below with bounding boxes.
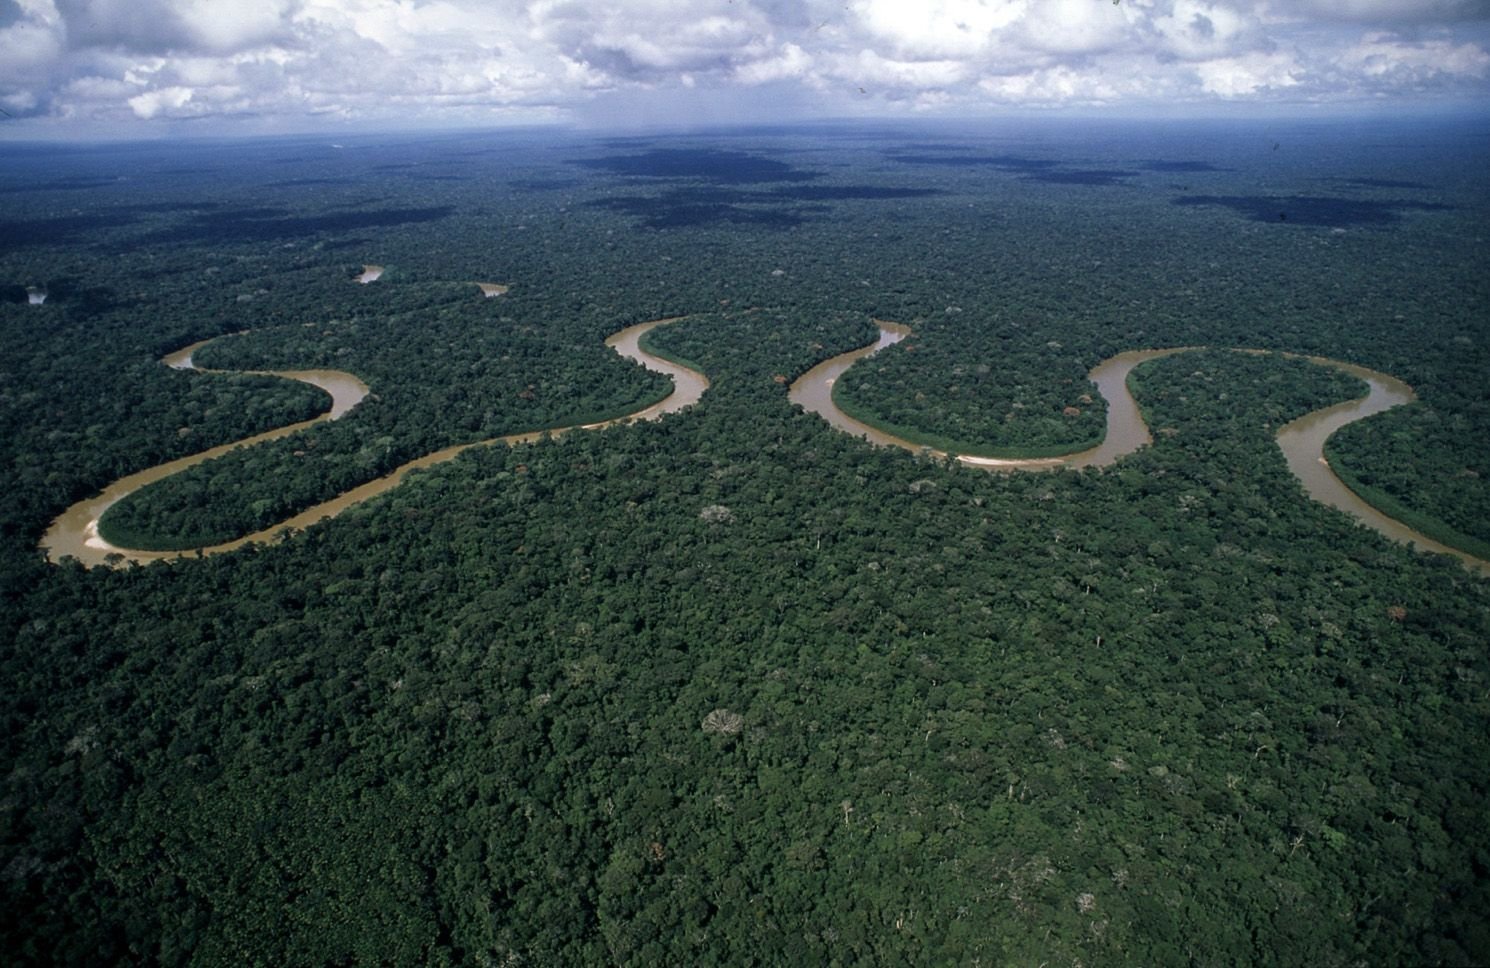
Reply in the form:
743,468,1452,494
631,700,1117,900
40,318,706,567
40,317,1486,576
792,322,1489,575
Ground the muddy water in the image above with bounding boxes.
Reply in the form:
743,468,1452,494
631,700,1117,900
1276,358,1488,574
790,321,1187,471
793,322,1488,574
788,321,915,448
43,315,1486,574
41,318,704,567
41,340,372,566
163,337,370,417
960,348,1194,471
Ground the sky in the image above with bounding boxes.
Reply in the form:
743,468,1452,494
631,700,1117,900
1,0,1488,136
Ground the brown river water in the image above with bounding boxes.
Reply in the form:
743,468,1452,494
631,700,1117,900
40,318,706,567
40,315,1486,575
792,322,1488,575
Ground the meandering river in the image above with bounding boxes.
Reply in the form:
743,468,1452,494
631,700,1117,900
792,322,1489,575
789,322,1192,471
39,314,1487,575
40,318,706,567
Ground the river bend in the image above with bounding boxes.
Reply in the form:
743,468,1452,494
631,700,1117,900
40,318,705,567
40,315,1486,575
792,322,1489,575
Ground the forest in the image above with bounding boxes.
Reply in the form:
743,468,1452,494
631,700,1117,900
1,117,1488,965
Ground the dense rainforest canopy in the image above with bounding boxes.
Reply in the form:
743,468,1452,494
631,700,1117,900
1,117,1487,965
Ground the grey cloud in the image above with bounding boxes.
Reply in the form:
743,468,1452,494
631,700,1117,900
55,0,298,55
1283,0,1490,23
56,0,192,52
730,0,817,32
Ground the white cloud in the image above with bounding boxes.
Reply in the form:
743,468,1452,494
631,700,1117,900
62,74,138,100
175,0,298,53
1015,0,1130,55
851,0,1027,58
843,48,970,89
0,0,1486,130
592,17,764,72
1334,30,1490,92
532,0,776,76
735,42,813,85
1152,1,1263,60
979,64,1123,102
127,84,192,119
1195,48,1302,95
1339,30,1490,74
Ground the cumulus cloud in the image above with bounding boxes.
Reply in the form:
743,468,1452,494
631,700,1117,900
127,85,193,119
0,0,1485,130
1195,49,1302,95
1336,31,1490,86
734,42,813,85
1015,0,1130,56
980,64,1125,103
1151,1,1265,60
56,0,298,54
851,0,1027,59
532,0,777,77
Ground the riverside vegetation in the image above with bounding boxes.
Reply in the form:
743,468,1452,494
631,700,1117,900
1,118,1488,965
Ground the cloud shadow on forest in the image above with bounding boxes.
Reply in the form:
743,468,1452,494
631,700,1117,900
39,277,125,311
508,177,582,192
0,212,140,251
117,201,224,214
0,177,123,194
886,152,1137,185
572,148,822,184
268,178,352,188
140,205,455,243
586,182,942,229
1171,194,1452,227
1,277,124,310
888,153,1059,171
1331,177,1433,191
1024,169,1136,186
769,185,942,202
1140,160,1230,173
588,193,815,229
